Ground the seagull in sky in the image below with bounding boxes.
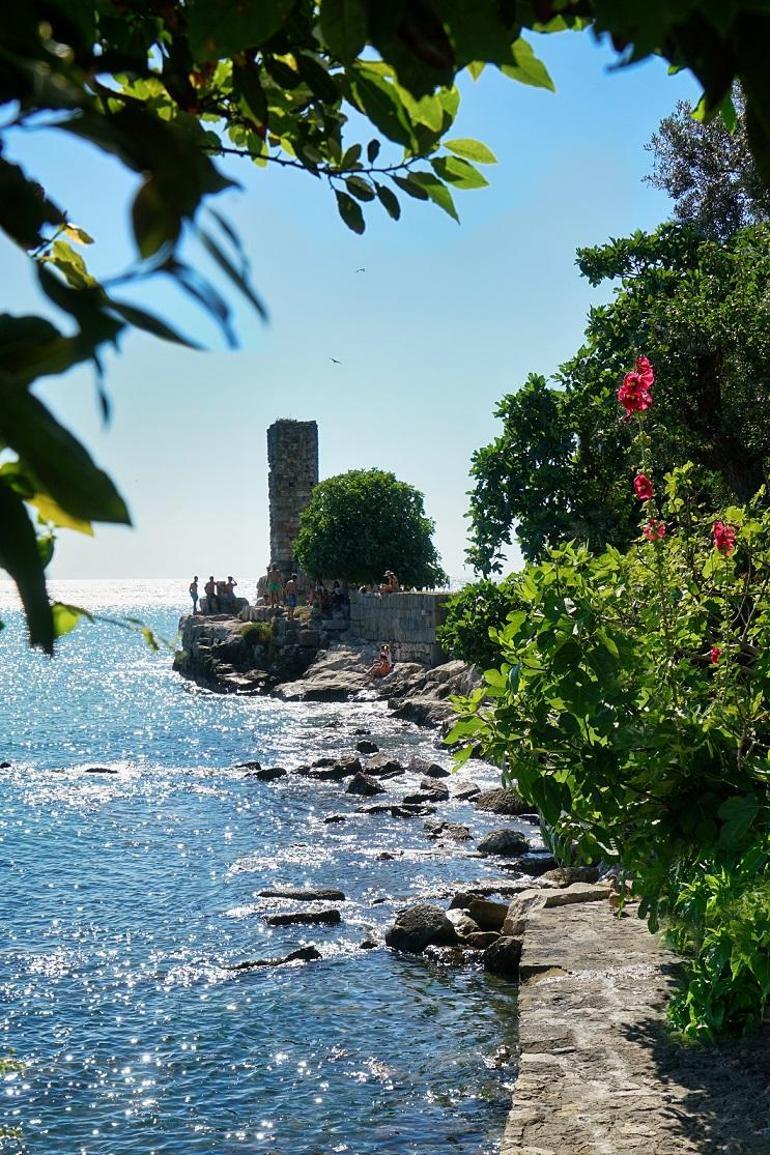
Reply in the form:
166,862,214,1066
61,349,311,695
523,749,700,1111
330,357,341,364
355,267,366,272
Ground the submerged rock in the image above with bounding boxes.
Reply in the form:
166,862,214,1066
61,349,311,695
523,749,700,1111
323,813,347,824
0,761,11,769
225,945,322,970
423,819,471,842
257,886,345,901
251,766,287,781
477,828,530,857
235,760,262,771
356,739,379,754
264,909,341,927
402,789,447,806
385,904,458,953
85,766,118,774
423,944,480,966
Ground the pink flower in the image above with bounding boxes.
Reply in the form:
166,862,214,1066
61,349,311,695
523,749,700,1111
635,355,655,388
712,520,737,557
633,473,654,501
643,519,666,542
617,355,655,417
710,646,722,665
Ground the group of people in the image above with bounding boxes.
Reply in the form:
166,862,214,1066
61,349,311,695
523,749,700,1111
264,563,300,620
189,575,238,614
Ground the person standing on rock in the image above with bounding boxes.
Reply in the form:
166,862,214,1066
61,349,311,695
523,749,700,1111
285,573,298,621
189,576,199,614
267,563,283,607
204,575,217,614
225,575,238,608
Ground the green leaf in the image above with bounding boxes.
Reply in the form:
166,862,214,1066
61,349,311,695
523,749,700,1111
345,176,375,201
107,299,202,349
0,478,54,653
374,182,401,220
29,493,94,536
49,239,97,289
392,174,429,201
319,0,367,62
63,223,94,245
132,175,182,258
407,171,459,221
334,189,366,234
0,392,131,524
366,139,381,163
296,53,339,104
718,794,759,846
52,602,83,639
0,158,65,250
197,229,268,320
187,0,296,60
444,138,498,164
232,60,268,126
430,155,488,189
500,37,556,91
350,65,416,149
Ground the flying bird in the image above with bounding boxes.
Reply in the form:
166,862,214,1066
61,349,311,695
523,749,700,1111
330,357,341,364
355,267,366,272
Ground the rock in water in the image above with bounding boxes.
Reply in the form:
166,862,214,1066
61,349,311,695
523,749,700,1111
252,766,286,781
419,776,449,799
483,936,522,980
356,739,379,754
85,766,118,774
385,904,458,953
264,909,341,927
477,828,529,856
345,772,385,796
257,886,345,901
407,755,449,778
474,788,529,815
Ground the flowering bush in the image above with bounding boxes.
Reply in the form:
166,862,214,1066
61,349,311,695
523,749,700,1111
449,359,770,1039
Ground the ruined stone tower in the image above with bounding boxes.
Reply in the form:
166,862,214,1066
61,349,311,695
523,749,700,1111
267,419,318,577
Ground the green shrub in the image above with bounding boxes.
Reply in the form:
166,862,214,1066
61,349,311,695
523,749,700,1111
437,576,524,670
240,621,273,647
449,358,770,1039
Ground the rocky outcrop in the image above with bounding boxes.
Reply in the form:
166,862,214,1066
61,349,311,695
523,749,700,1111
345,772,385,796
473,788,529,815
477,828,530,857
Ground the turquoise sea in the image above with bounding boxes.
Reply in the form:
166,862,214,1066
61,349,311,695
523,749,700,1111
0,581,523,1155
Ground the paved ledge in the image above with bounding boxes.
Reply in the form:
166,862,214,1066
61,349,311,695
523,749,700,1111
502,902,770,1155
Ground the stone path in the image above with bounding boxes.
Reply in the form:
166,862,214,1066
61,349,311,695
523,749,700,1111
501,902,770,1154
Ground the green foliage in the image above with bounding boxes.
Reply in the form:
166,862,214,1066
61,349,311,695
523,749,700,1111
5,2,770,647
451,440,770,1038
466,222,770,571
294,469,447,588
646,93,770,241
437,575,524,670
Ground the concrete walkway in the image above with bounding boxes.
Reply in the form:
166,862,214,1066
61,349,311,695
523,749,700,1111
501,902,770,1154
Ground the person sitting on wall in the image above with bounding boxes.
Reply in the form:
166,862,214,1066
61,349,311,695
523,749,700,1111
204,575,217,613
379,571,400,594
365,643,394,680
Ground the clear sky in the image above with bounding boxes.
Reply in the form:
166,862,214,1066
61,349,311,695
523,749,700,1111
1,30,699,585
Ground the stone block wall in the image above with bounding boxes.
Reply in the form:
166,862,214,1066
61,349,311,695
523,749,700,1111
347,591,451,666
267,419,318,577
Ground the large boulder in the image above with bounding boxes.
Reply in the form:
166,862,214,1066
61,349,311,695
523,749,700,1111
477,828,530,857
365,755,405,778
466,897,509,932
385,904,458,953
408,755,449,778
419,777,449,799
502,882,612,936
474,788,530,815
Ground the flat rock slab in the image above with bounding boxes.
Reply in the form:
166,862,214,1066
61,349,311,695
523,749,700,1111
501,902,770,1155
264,909,341,927
257,887,345,901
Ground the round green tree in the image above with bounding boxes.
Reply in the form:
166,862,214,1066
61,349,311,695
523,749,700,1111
294,469,447,588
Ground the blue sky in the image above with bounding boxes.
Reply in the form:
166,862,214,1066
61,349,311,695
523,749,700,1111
1,30,699,585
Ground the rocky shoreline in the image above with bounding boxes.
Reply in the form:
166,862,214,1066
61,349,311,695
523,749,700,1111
173,609,481,730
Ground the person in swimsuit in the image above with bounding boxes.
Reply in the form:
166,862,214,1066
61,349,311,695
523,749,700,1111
204,576,217,613
267,564,283,607
189,576,199,613
284,573,298,621
366,643,394,679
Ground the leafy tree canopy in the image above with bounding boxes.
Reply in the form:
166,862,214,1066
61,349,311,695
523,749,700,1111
437,575,524,671
646,93,770,241
293,468,447,588
5,0,770,647
466,221,770,571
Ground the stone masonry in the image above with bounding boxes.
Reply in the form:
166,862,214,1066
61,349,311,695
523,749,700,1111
267,419,318,577
348,590,450,665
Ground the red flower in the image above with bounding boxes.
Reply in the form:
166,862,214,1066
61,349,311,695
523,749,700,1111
710,646,722,665
642,519,666,542
712,520,737,557
633,473,654,501
617,371,653,416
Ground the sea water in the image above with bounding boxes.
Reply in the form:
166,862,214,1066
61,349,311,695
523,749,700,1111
0,581,521,1154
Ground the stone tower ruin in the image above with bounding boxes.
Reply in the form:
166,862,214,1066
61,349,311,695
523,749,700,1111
267,419,319,577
